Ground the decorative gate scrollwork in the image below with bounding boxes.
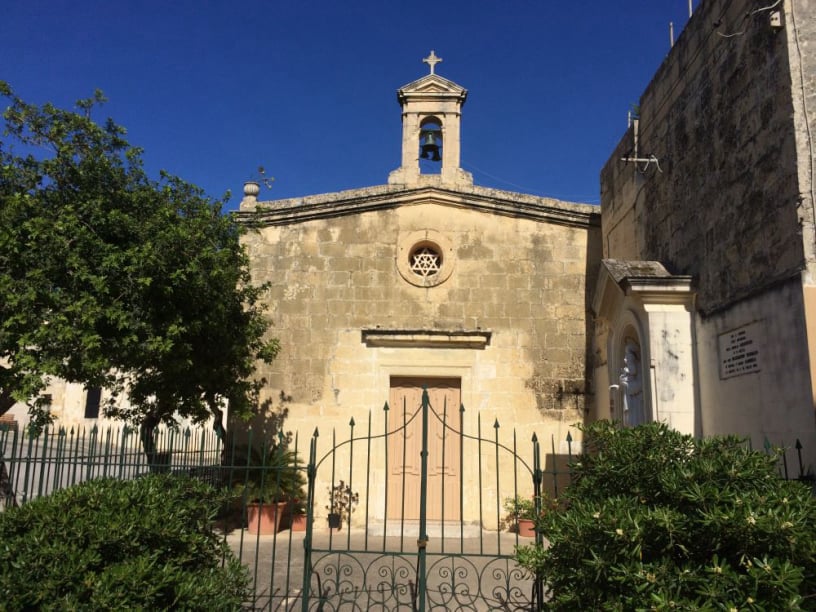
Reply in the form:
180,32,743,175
301,389,555,611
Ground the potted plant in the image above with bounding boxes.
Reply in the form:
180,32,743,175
503,496,538,537
233,444,307,535
286,497,307,532
326,480,359,530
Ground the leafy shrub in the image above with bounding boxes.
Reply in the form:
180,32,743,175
229,443,306,504
515,421,816,610
504,496,538,521
0,474,249,610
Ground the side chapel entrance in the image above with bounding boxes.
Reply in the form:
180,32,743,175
387,376,461,522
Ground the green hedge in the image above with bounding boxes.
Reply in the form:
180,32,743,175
0,474,249,611
516,421,816,610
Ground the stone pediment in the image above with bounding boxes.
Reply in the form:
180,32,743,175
237,183,598,229
592,259,694,318
398,74,466,96
397,74,467,105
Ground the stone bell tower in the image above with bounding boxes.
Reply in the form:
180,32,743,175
388,51,473,188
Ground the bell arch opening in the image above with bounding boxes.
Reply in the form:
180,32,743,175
419,117,442,174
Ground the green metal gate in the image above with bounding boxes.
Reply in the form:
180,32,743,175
300,389,554,611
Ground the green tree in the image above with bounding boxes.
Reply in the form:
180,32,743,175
0,82,279,446
516,421,816,610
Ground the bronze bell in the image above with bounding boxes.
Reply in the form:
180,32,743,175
420,130,442,162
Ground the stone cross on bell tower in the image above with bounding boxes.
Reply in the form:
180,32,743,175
388,51,473,188
423,50,442,75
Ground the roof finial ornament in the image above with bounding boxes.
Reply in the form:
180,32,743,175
423,50,442,75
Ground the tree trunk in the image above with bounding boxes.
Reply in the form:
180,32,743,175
212,405,229,467
0,389,18,506
139,412,170,474
0,459,17,509
0,388,15,418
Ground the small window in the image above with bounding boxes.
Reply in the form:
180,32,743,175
397,230,455,288
409,244,442,277
84,387,102,419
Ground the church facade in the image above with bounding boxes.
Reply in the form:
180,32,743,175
237,55,600,526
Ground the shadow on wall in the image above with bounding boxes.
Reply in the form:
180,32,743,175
228,390,295,450
584,217,603,425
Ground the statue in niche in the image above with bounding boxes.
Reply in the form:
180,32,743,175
619,342,645,426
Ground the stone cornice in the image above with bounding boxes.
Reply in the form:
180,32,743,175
361,328,491,349
237,184,599,229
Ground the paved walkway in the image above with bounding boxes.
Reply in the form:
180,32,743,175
226,526,539,610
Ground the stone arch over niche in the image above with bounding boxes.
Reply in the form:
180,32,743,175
608,310,650,426
616,324,648,427
592,260,696,435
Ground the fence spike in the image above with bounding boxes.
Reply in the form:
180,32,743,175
796,439,803,450
459,403,465,414
566,431,573,443
184,427,191,439
349,417,355,427
383,401,389,412
531,432,538,443
313,427,319,438
493,418,500,430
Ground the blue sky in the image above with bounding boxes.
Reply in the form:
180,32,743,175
3,1,699,209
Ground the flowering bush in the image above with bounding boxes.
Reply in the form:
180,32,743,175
515,421,816,610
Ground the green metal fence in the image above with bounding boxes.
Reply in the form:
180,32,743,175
0,411,567,611
3,416,807,611
0,423,223,505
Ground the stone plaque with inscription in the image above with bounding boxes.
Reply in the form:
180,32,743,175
718,324,761,379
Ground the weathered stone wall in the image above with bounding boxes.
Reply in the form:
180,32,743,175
787,0,816,279
240,188,598,524
245,202,594,410
599,0,816,467
787,0,816,412
601,0,807,315
695,278,816,468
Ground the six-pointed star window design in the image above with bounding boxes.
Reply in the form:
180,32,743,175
410,247,441,277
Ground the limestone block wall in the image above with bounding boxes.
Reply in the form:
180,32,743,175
694,278,816,469
599,0,816,465
787,0,815,280
788,0,816,410
241,196,597,526
601,0,809,315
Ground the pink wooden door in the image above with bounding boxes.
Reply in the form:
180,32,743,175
387,377,461,521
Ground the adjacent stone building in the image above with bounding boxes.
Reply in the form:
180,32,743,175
237,55,600,526
594,0,816,468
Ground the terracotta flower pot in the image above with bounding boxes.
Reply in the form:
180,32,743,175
290,513,307,532
517,518,535,537
246,501,287,535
